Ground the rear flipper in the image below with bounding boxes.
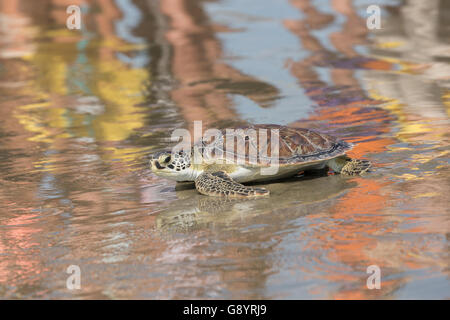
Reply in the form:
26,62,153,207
195,171,269,198
328,157,371,176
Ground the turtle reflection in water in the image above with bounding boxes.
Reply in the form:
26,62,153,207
150,124,371,198
155,173,357,233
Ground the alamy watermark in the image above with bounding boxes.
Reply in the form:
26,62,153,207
66,265,81,290
366,5,381,30
170,121,280,175
366,265,381,289
66,5,81,30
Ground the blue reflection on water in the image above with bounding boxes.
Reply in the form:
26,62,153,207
205,0,314,124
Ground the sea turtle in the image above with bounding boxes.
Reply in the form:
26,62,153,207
149,124,371,198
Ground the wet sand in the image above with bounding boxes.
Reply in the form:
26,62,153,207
0,0,449,299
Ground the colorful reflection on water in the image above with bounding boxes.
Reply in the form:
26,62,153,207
0,0,448,299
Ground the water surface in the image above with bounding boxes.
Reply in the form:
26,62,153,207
0,0,449,299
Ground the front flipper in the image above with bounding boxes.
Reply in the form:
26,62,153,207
329,157,371,176
341,159,371,175
195,171,269,198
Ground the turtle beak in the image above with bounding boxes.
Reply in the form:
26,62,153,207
149,151,171,172
149,153,158,171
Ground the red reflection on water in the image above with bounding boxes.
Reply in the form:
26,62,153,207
0,204,44,287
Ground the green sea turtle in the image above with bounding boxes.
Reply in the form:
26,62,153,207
149,124,370,198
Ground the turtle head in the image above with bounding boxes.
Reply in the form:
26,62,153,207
149,149,194,181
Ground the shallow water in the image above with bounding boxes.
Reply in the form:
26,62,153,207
0,0,449,299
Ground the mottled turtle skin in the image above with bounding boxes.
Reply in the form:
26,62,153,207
150,124,371,198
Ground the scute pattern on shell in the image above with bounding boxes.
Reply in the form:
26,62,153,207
195,124,353,166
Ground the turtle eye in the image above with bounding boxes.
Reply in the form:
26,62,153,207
164,156,171,163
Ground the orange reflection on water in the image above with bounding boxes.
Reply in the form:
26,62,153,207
0,205,44,288
160,0,279,133
0,0,448,299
